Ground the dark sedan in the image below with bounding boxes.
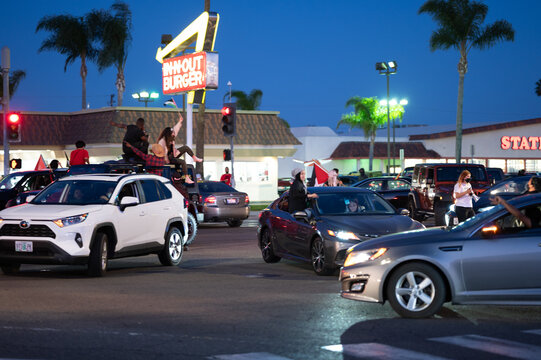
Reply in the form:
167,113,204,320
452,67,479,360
352,177,411,209
257,187,424,275
340,193,541,318
199,181,250,227
473,175,533,211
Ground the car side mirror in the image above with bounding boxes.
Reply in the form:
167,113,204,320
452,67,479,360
398,208,410,216
293,210,308,221
119,196,139,211
480,224,499,239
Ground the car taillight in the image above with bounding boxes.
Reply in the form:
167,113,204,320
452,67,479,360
184,198,189,208
245,195,250,204
205,195,216,204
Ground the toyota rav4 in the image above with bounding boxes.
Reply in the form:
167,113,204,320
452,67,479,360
0,173,188,276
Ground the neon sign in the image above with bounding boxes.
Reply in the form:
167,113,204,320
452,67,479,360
162,52,218,94
501,136,541,150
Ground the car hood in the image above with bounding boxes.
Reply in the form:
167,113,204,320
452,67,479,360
348,226,457,252
318,214,423,238
0,204,105,220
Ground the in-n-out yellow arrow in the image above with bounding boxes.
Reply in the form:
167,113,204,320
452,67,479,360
155,11,219,64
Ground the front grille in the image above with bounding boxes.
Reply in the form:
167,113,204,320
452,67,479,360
0,224,56,238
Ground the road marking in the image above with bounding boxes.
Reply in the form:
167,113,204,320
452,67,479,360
322,343,450,359
430,334,541,359
208,353,293,360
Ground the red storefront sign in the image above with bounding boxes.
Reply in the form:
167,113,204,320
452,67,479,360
162,52,218,95
501,136,541,150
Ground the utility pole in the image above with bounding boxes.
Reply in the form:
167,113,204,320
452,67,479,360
2,47,10,176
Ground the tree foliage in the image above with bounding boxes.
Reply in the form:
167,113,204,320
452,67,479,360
0,70,26,100
229,89,263,110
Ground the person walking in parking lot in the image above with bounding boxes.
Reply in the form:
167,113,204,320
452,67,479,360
289,168,318,214
453,170,475,222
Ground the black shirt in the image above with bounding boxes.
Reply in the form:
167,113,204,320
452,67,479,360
123,125,147,155
289,179,308,213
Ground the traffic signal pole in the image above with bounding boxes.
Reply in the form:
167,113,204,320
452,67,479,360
230,135,235,188
1,47,10,176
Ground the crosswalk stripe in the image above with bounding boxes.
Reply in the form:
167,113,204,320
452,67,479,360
208,352,293,360
322,343,450,360
523,329,541,336
430,334,541,360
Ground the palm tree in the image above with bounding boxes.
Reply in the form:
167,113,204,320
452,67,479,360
0,70,26,101
36,13,101,109
536,79,541,97
229,89,263,110
92,1,132,106
419,0,514,163
337,97,386,172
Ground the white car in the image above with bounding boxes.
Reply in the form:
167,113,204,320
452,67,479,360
0,173,188,276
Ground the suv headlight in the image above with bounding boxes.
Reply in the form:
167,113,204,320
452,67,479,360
327,230,359,241
53,213,88,228
344,248,387,267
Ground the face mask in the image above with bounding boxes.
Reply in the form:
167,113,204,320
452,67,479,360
465,178,471,183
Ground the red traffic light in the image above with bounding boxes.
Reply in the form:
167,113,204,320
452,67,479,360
221,106,232,116
8,113,20,124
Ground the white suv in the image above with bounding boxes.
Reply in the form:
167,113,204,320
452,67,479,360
0,173,188,276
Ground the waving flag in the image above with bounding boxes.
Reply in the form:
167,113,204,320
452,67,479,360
308,160,329,187
164,98,178,108
34,154,47,170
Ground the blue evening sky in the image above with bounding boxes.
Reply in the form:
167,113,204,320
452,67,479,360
1,0,540,130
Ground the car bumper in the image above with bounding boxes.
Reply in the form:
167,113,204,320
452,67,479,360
339,263,385,304
203,205,250,222
0,239,88,265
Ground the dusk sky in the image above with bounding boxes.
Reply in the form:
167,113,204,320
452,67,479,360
1,0,540,131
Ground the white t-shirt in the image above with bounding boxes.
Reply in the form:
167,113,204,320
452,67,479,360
454,182,473,208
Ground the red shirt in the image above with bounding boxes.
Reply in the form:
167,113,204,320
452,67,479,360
70,148,89,166
220,173,231,186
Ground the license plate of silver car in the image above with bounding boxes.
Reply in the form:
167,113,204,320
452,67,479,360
15,241,33,252
226,198,238,205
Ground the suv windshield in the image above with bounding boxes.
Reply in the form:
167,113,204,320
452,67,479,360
0,173,25,190
315,192,395,215
436,166,487,182
32,180,116,205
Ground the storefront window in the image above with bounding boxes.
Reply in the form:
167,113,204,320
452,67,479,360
488,159,505,171
234,162,271,184
507,159,524,173
526,160,541,173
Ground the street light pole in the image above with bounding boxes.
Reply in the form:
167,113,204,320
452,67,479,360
2,47,10,176
132,91,159,107
376,61,397,175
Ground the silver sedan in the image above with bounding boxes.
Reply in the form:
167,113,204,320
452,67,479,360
340,193,541,318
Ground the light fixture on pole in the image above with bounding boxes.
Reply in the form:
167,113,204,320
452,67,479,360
376,61,397,174
132,91,159,107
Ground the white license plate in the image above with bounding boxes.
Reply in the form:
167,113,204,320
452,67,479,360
15,241,33,252
225,198,238,205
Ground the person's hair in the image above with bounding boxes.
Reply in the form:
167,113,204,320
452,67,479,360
359,168,365,173
75,140,85,149
530,176,541,192
458,170,471,183
49,159,60,170
136,118,145,126
333,168,339,174
158,127,175,144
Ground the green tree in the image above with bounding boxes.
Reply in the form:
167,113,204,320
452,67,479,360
419,0,514,163
536,79,541,97
92,1,132,106
229,89,263,110
338,97,404,172
36,12,102,109
0,70,26,101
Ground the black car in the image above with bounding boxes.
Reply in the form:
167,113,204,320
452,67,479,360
352,176,411,209
257,187,424,275
0,170,57,210
473,175,534,211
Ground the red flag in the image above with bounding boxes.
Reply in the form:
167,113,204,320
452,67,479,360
34,155,47,170
312,161,329,186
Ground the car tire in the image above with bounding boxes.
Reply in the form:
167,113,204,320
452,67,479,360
1,263,21,275
260,229,281,263
226,219,243,227
311,237,334,276
186,212,197,245
408,200,424,222
159,227,183,266
386,262,446,318
434,202,449,226
88,232,108,277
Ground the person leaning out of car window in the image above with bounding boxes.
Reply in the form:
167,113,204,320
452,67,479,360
491,176,541,228
289,168,318,214
453,170,475,223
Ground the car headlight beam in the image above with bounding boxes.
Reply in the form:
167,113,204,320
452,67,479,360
327,230,360,241
53,213,88,228
344,247,388,267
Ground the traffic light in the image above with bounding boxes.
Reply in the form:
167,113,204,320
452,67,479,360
9,159,22,169
7,112,21,142
221,103,236,137
223,149,231,161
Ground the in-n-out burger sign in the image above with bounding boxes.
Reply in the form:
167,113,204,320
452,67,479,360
501,136,541,150
162,51,218,95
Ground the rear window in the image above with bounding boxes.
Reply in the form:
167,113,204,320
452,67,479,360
199,182,237,193
436,166,487,182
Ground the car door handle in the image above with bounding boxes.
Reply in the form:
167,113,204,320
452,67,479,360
163,207,171,211
439,246,462,252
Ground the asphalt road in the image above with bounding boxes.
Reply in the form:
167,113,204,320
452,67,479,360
0,213,540,360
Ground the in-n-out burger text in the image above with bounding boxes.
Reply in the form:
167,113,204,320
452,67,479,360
501,136,541,150
162,52,206,94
